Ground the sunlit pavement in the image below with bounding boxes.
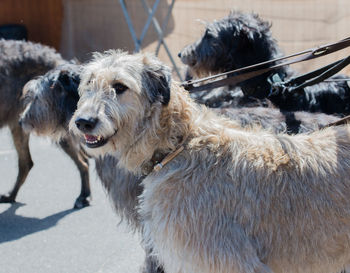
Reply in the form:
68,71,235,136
0,128,145,273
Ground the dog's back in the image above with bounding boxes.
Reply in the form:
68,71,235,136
142,112,350,273
230,124,350,272
0,39,64,127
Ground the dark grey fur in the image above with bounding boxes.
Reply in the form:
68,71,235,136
178,11,350,116
95,155,142,229
19,62,91,209
179,11,288,96
216,107,339,135
95,156,164,273
0,40,91,209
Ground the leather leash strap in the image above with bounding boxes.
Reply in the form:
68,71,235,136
182,37,350,93
153,146,184,172
323,115,350,128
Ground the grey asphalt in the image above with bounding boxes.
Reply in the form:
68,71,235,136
0,128,145,273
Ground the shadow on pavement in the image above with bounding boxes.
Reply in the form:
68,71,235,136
0,203,76,244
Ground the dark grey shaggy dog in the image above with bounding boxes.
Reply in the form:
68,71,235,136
179,11,350,116
19,62,91,209
0,40,90,209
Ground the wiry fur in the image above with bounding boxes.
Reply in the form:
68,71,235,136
95,155,143,229
20,63,81,140
0,39,64,128
217,107,339,134
18,62,91,208
180,12,287,81
0,39,73,204
72,51,350,273
179,11,350,116
179,11,289,98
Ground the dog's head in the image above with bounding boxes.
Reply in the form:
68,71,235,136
70,50,172,158
19,63,81,139
178,11,279,78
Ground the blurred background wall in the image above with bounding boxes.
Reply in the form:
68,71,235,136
0,0,63,48
0,0,349,79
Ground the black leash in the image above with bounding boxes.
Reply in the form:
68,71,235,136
182,37,350,93
269,55,350,96
281,59,345,87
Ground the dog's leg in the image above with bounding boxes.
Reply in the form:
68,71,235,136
59,138,91,209
0,124,33,203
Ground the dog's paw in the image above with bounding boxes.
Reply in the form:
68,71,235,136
0,194,15,203
73,196,91,209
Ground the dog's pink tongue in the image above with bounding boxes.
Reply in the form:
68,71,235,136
85,134,97,142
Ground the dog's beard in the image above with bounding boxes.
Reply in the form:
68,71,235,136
20,113,66,142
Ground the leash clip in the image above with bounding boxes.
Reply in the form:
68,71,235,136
153,163,163,172
313,46,329,56
268,73,285,96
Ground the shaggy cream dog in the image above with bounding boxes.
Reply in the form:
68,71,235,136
71,50,350,273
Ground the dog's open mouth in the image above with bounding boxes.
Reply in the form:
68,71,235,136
84,134,107,148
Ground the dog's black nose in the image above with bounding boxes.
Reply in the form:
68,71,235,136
18,119,23,127
177,52,181,58
75,117,97,132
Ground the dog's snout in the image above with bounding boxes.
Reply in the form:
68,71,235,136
75,117,98,132
178,52,181,58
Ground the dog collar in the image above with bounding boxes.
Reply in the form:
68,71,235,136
141,136,188,175
153,145,184,172
152,135,188,172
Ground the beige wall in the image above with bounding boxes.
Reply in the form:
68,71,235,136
60,0,175,61
143,0,350,78
60,0,350,78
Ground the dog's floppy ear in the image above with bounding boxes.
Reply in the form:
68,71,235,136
57,70,80,99
238,13,272,44
141,55,171,105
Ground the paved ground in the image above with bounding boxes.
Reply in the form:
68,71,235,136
0,128,145,273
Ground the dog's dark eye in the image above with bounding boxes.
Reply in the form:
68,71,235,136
112,82,128,94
